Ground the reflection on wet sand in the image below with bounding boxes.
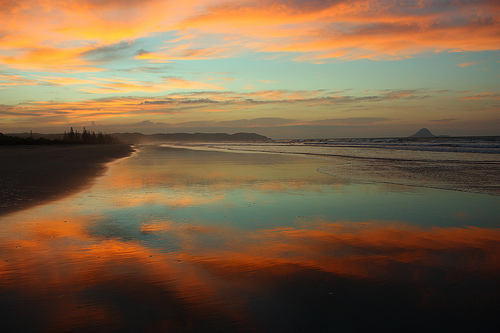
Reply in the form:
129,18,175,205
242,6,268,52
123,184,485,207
1,145,499,331
1,213,499,331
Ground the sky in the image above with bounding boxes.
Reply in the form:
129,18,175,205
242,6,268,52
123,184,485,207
0,0,499,139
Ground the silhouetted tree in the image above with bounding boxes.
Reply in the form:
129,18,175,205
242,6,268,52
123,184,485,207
61,127,117,144
82,127,89,142
68,127,75,141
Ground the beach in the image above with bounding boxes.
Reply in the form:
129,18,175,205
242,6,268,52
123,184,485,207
0,144,134,216
0,144,498,331
176,141,500,196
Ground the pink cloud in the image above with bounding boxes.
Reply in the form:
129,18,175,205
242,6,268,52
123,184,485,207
456,62,478,68
460,92,500,100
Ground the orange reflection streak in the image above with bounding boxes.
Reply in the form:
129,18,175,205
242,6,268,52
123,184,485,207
0,213,253,330
3,215,499,283
1,206,499,331
178,221,500,287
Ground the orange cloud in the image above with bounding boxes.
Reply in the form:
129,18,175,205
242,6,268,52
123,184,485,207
0,88,439,131
456,62,480,68
162,77,224,90
35,76,97,85
0,74,40,86
0,0,498,73
136,45,234,61
0,46,102,72
75,76,224,94
460,92,500,100
175,0,500,60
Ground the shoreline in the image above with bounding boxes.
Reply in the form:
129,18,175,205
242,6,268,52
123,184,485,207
0,144,134,217
317,157,500,196
171,143,500,196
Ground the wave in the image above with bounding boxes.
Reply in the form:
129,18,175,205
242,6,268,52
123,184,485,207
298,138,500,154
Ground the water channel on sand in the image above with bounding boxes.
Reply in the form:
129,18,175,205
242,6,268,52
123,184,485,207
1,145,499,332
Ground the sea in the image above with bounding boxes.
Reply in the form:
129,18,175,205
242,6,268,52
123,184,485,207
0,137,499,332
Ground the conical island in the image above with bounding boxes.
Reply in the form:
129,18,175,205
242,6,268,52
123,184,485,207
410,128,435,137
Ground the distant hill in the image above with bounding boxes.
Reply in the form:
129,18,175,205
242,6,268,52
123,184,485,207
113,132,271,144
5,131,271,144
410,128,435,138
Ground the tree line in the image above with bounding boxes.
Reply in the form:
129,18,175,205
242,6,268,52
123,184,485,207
63,127,116,143
1,127,118,145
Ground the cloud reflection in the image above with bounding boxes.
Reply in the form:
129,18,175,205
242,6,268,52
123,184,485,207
1,211,499,331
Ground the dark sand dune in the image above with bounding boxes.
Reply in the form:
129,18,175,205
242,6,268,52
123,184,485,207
0,144,134,216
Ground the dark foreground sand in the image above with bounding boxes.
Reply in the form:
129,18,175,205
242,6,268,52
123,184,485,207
0,144,134,216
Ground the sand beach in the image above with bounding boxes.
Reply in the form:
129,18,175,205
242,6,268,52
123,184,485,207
0,144,498,331
0,144,134,216
177,142,500,196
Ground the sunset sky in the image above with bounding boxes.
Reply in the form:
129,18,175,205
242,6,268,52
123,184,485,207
0,0,499,139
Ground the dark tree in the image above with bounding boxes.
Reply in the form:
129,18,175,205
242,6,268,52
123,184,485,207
82,127,89,142
68,127,75,141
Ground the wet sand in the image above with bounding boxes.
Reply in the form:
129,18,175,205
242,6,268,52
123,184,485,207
318,157,500,195
180,143,500,196
0,144,134,216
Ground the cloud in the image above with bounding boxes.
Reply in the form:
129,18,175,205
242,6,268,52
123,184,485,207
115,64,174,73
0,0,176,70
377,90,430,100
456,62,480,68
131,120,168,127
73,76,224,94
36,76,97,86
0,74,42,86
162,77,225,90
460,92,500,100
141,100,174,105
0,46,102,72
429,118,456,123
153,89,432,107
1,88,497,137
81,41,143,63
0,0,498,74
305,117,390,126
175,0,500,60
136,45,233,61
173,116,390,128
218,117,296,127
1,73,189,90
